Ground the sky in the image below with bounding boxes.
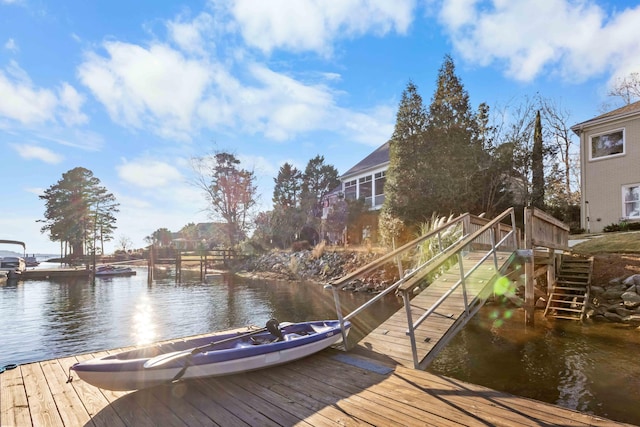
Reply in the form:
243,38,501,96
1,0,639,255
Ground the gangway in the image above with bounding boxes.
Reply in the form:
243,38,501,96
326,207,570,370
325,208,523,368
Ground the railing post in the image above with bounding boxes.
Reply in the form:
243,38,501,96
402,290,419,369
524,207,535,326
325,285,349,350
458,252,469,317
510,209,518,250
490,227,499,271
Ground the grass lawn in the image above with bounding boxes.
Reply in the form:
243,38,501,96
571,231,640,254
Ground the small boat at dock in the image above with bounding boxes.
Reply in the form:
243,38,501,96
70,319,350,391
94,265,136,277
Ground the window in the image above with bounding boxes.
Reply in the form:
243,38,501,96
374,171,386,206
623,184,640,219
359,176,372,207
344,180,356,201
590,129,624,160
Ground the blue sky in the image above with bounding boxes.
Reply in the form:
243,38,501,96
1,0,639,254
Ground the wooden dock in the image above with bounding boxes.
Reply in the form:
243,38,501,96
356,251,514,368
21,268,91,280
1,339,631,426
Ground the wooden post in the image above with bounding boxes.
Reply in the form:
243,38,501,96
147,245,154,284
547,249,555,295
524,207,535,326
176,250,181,283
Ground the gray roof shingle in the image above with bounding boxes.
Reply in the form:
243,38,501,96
341,141,390,179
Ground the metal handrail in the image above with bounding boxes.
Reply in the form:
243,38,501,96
324,214,469,347
407,225,516,332
329,213,469,289
399,207,517,368
397,208,516,294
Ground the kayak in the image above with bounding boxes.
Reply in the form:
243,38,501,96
70,319,350,391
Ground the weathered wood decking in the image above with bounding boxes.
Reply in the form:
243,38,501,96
2,343,631,426
356,251,514,368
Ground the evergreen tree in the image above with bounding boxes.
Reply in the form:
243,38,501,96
300,155,339,218
380,81,428,232
423,55,486,215
39,167,119,257
531,110,545,209
273,162,302,208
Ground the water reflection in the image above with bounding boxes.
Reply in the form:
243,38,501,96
132,294,157,345
428,307,640,425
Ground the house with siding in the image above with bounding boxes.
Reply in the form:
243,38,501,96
322,141,389,243
571,100,640,232
340,141,389,208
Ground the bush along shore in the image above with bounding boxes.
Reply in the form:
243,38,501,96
238,249,393,292
588,273,640,324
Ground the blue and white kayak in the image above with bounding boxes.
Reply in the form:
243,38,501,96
70,319,350,391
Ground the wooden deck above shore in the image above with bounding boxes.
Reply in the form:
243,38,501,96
1,340,631,426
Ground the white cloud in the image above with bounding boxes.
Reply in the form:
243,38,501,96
227,0,416,55
117,159,184,188
0,61,57,124
4,38,18,52
39,129,104,151
78,41,212,140
438,0,640,83
11,143,63,163
0,61,90,129
58,82,88,126
167,12,214,55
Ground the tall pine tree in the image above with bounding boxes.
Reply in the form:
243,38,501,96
423,55,486,215
273,162,302,208
380,81,428,232
39,167,119,257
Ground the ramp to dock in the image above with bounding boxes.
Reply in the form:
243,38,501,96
354,250,517,368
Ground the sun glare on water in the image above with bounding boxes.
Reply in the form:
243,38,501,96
132,295,157,345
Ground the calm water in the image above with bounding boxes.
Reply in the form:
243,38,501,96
2,263,640,425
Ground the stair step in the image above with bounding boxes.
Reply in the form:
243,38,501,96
549,306,584,313
556,279,589,285
551,315,582,320
544,256,593,322
554,285,587,290
549,299,585,309
549,298,585,304
558,275,589,280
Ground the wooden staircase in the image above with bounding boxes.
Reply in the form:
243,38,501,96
544,254,592,321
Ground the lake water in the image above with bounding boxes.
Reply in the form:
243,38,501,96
2,263,640,425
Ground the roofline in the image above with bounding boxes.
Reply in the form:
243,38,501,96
571,107,640,135
340,161,390,181
0,240,26,250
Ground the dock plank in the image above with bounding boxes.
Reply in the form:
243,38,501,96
21,361,65,427
1,365,31,427
58,355,127,427
39,359,92,427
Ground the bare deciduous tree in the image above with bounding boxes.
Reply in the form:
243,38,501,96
608,72,640,105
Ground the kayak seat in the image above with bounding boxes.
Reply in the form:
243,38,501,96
284,333,303,341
